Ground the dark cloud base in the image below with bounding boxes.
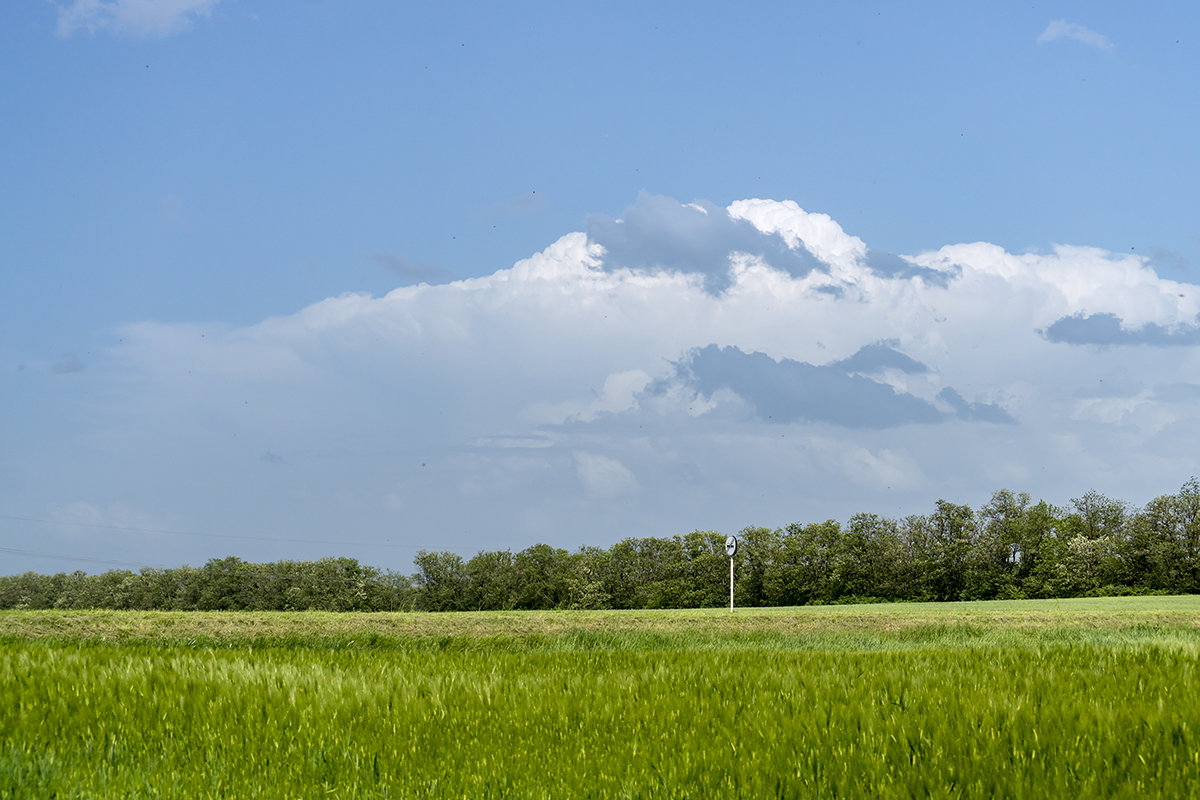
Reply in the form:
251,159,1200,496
587,194,953,295
831,340,930,375
1045,312,1200,346
665,344,1012,428
587,193,824,294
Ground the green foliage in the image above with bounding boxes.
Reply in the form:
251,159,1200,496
412,550,468,611
563,547,610,610
7,478,1200,612
0,559,414,613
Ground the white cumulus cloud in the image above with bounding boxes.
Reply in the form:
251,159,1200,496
14,195,1200,565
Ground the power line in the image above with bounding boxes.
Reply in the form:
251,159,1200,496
0,546,157,570
0,513,444,551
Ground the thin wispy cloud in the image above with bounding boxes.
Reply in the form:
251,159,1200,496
54,0,224,38
1037,20,1114,53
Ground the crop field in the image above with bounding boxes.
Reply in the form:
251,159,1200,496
3,597,1200,798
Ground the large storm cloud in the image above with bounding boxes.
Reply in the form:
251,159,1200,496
11,196,1200,569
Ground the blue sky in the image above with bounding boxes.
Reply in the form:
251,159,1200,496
3,1,1200,574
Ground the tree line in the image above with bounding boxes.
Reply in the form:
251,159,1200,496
3,480,1199,612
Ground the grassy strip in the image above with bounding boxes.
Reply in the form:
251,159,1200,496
2,595,1199,653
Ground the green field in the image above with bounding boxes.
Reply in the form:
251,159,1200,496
3,597,1200,798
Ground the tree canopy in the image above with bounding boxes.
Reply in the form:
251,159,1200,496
5,481,1199,611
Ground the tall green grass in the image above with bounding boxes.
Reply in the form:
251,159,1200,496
3,598,1200,797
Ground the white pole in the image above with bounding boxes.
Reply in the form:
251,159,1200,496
724,535,738,613
729,556,734,613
